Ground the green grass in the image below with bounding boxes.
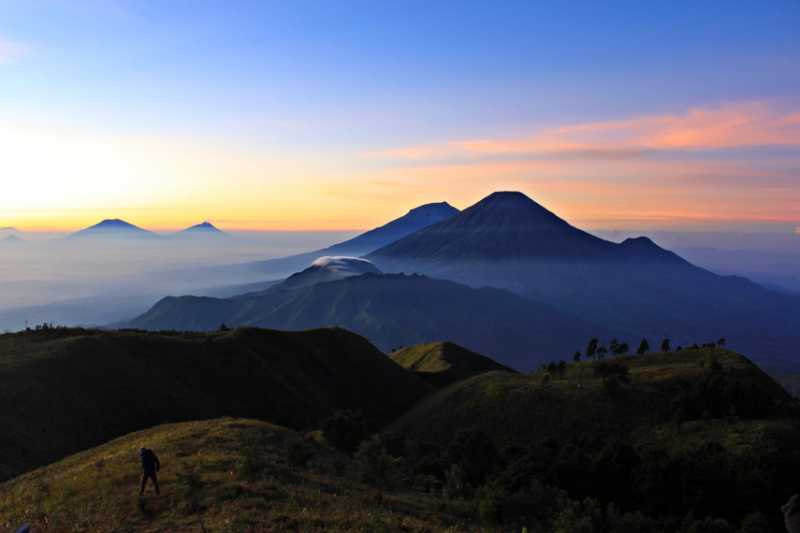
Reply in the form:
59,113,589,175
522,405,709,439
0,327,432,481
0,418,481,532
390,348,795,447
390,341,516,387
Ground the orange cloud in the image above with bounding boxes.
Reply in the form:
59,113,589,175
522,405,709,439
373,101,800,161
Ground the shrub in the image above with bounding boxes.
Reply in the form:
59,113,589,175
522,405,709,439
355,435,400,488
286,439,314,468
475,483,506,524
443,463,471,500
322,410,368,454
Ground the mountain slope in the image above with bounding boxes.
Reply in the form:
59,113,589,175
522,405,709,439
391,341,516,387
240,202,458,277
0,327,431,481
0,418,475,532
126,273,622,370
368,192,800,372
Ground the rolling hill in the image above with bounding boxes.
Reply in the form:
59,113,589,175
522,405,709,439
125,272,622,370
388,347,800,529
390,341,516,387
0,327,431,481
0,418,476,532
368,191,800,372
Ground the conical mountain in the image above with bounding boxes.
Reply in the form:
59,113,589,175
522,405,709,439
369,191,678,264
181,221,225,233
69,219,156,238
368,191,800,374
370,191,617,261
178,221,228,237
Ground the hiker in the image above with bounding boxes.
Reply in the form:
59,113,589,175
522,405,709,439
784,494,800,533
139,447,161,495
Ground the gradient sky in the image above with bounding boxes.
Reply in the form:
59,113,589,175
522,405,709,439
1,1,799,232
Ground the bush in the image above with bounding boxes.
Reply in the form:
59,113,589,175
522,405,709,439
322,410,368,454
286,439,314,468
443,463,471,500
355,435,400,488
475,483,506,524
445,429,497,485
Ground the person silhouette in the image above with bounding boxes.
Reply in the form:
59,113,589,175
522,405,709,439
784,494,800,533
139,447,161,495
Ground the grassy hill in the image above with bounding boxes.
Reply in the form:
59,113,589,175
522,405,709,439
391,347,794,447
390,341,516,387
0,327,432,481
0,418,477,532
387,348,800,529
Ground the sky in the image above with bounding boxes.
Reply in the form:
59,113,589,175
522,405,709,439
1,0,799,233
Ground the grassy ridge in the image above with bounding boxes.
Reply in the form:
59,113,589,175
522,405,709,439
391,341,516,388
391,348,794,447
0,418,475,532
0,327,432,481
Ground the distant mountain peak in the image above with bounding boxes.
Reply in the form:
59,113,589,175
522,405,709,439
70,218,154,238
181,221,226,235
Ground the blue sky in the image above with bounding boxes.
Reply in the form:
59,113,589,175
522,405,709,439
1,1,799,231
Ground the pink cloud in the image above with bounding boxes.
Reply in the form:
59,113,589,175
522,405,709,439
373,101,800,161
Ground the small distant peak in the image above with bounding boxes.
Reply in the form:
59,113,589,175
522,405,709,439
621,236,659,248
182,221,225,234
98,218,132,226
407,202,459,215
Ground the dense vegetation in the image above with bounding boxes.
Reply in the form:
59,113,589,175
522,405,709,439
0,327,431,481
390,341,516,387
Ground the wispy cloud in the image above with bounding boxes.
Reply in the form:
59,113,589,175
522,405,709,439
0,38,29,64
370,102,800,162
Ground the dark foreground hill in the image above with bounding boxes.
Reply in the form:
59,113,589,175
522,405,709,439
368,191,800,372
391,341,516,387
126,273,620,370
388,347,800,529
0,327,431,481
0,418,477,532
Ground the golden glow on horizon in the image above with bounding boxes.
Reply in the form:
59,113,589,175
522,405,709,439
2,100,799,233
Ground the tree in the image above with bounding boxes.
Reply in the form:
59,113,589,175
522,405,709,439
557,360,567,379
661,338,671,352
613,342,629,356
609,338,620,354
445,429,497,485
597,346,608,359
637,338,650,355
717,337,726,347
573,351,582,363
586,338,599,360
